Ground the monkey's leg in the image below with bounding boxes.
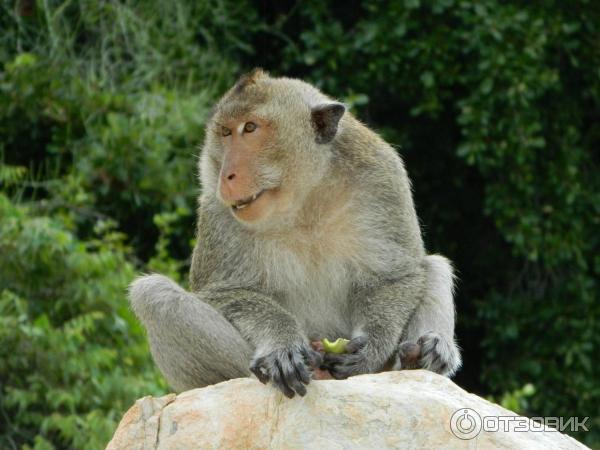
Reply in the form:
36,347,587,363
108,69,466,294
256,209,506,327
129,274,253,392
395,255,462,377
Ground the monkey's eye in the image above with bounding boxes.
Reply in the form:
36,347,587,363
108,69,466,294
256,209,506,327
221,126,231,137
243,122,257,133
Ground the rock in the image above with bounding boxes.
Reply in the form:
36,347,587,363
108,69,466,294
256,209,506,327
107,370,588,450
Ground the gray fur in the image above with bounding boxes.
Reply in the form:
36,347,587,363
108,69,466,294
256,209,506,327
129,274,252,391
129,71,462,396
394,255,462,376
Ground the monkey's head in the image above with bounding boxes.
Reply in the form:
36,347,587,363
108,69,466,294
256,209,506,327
200,69,346,229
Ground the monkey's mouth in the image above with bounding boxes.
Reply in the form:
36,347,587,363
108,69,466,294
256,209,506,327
231,189,266,210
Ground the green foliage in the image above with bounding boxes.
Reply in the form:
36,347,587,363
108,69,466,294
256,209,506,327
0,32,209,262
0,191,165,449
0,0,598,447
493,383,536,415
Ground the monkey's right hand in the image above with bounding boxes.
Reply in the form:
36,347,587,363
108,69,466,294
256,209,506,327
249,343,322,398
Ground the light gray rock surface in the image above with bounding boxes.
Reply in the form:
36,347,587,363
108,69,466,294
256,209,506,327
107,370,588,449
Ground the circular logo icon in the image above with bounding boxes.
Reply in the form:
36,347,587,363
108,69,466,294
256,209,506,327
450,408,482,440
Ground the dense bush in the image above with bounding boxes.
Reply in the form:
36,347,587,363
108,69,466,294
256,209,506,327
0,189,166,449
0,0,598,447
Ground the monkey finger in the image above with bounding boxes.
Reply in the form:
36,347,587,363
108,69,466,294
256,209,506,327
280,355,307,396
290,351,311,385
249,357,270,384
250,357,270,384
346,336,368,353
251,366,270,385
302,347,323,369
320,362,339,372
321,353,346,368
286,375,307,397
329,366,350,380
273,359,296,398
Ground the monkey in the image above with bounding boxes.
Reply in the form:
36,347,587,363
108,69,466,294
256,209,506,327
129,69,461,398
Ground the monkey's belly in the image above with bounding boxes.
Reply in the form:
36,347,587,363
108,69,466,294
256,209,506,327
282,289,353,341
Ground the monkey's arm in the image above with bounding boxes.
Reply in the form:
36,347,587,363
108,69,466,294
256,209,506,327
201,284,305,349
189,208,320,398
190,208,305,350
322,270,425,379
195,284,321,398
320,148,428,378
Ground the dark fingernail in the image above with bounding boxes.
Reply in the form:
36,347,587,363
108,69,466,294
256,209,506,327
296,384,307,396
284,389,295,399
250,365,269,384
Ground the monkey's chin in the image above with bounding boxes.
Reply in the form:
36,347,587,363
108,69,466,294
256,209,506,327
230,188,276,223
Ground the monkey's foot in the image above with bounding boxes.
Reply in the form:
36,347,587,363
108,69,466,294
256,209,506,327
396,341,422,369
395,332,461,377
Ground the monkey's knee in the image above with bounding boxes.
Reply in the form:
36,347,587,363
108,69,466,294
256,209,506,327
128,273,184,324
129,275,254,390
405,255,456,338
423,254,455,306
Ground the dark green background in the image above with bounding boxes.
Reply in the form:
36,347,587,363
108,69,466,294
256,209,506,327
0,1,598,448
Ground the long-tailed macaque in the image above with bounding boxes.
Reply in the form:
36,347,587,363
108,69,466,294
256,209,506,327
129,70,461,398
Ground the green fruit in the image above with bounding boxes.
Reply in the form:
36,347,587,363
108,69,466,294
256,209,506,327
321,338,350,354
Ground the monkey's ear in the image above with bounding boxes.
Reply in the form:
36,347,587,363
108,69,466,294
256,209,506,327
311,102,345,144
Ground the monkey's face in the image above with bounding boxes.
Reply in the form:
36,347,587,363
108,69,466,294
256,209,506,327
214,115,284,224
204,71,346,228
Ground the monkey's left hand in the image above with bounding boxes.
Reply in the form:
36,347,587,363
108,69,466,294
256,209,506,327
320,336,374,379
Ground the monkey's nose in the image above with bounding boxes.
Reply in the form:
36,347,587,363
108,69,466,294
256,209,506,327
226,173,236,181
